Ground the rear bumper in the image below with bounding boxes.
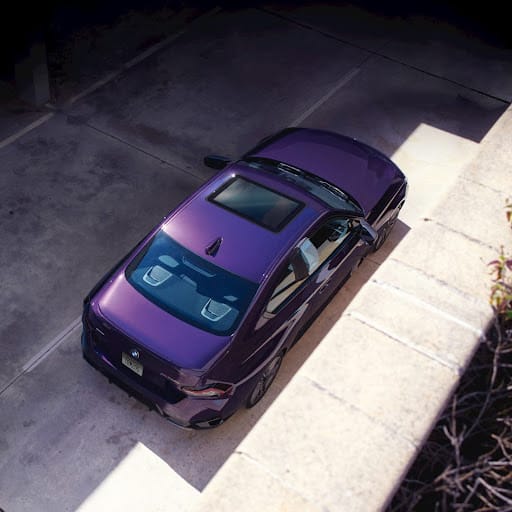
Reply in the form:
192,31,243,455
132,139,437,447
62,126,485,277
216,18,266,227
81,330,237,429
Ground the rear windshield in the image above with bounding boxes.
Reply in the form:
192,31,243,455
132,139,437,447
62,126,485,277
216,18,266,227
208,176,303,232
126,231,258,335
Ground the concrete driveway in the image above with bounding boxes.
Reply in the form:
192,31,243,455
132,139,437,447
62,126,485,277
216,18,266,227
0,3,510,511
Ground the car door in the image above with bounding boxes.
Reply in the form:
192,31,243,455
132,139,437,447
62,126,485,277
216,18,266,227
238,215,368,373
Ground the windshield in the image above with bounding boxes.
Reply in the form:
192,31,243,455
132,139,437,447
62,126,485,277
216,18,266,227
126,231,258,335
243,157,362,215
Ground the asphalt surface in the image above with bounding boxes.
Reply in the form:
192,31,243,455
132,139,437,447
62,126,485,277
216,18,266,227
0,3,511,511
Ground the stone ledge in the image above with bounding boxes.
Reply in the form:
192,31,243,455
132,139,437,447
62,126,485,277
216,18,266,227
390,221,497,300
301,315,460,445
191,109,512,512
464,108,512,188
430,176,512,251
347,279,484,371
368,258,490,332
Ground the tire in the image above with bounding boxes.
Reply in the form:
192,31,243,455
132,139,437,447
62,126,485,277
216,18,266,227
373,213,399,252
246,353,283,408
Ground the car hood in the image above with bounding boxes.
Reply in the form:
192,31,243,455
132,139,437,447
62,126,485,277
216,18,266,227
95,272,231,370
249,128,404,214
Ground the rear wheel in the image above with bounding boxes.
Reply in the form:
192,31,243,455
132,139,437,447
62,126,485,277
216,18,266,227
246,353,283,408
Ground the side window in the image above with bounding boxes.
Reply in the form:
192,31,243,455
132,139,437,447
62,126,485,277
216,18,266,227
310,218,351,266
265,217,351,313
266,262,301,314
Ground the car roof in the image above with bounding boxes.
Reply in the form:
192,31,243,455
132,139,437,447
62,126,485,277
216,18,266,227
163,163,326,283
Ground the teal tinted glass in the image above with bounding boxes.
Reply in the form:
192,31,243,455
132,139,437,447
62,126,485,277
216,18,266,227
209,176,303,232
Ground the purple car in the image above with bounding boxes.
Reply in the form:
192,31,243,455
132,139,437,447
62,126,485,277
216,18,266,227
82,127,407,429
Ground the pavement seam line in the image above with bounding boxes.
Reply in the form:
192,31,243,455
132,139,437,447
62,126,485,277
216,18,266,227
231,450,326,510
261,7,510,105
260,6,391,56
22,316,82,372
302,375,418,448
62,6,222,109
0,316,82,397
460,175,508,195
83,121,204,182
424,219,497,251
291,66,362,125
63,71,120,108
388,258,490,308
347,311,461,374
0,7,221,151
370,278,484,335
0,113,54,149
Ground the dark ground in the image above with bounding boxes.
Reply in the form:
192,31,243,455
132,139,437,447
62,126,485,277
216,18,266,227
2,0,510,67
2,0,510,105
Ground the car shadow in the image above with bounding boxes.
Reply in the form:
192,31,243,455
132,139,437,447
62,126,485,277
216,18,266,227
71,219,411,504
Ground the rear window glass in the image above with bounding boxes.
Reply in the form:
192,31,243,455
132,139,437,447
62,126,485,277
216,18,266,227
126,231,258,335
209,176,303,232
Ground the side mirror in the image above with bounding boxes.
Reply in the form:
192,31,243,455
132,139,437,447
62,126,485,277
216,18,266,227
358,219,378,245
203,155,231,170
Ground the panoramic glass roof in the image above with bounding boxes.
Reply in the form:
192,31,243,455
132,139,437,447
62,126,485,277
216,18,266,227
209,176,303,232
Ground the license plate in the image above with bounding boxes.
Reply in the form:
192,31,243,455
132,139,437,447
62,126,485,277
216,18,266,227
121,352,143,376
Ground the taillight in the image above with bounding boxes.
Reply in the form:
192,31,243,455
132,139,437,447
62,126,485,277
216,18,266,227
180,383,233,399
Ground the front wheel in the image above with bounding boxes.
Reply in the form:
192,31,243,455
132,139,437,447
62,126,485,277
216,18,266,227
246,353,283,408
373,212,399,252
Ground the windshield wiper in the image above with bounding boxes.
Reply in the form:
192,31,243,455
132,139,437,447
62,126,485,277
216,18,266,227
276,162,353,204
243,156,362,214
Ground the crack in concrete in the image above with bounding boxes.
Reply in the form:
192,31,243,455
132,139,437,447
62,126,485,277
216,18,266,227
347,311,461,374
428,219,497,251
303,375,419,448
370,278,484,335
0,317,81,397
388,258,489,308
259,6,384,54
459,174,507,196
260,7,511,105
83,120,205,183
233,449,331,512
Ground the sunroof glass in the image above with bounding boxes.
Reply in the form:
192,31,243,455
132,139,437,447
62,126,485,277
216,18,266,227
209,176,303,232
